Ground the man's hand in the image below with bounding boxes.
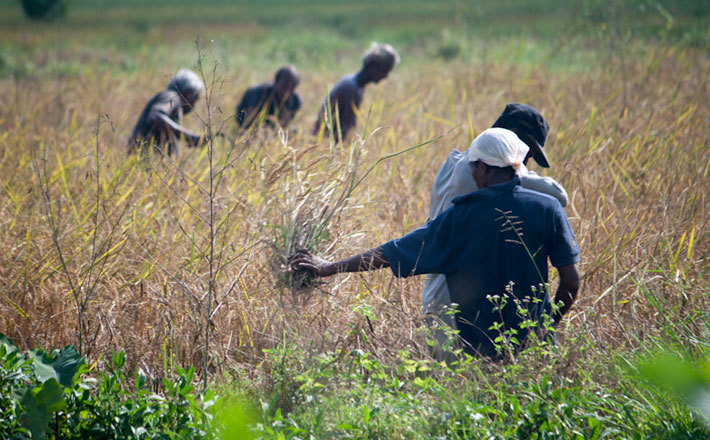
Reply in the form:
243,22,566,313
553,264,580,325
288,249,337,277
289,246,389,278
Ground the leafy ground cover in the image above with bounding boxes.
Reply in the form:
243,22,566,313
0,333,215,439
0,0,708,438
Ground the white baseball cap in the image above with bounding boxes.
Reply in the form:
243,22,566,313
467,127,530,171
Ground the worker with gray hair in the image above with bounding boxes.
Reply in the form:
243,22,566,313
289,128,580,359
236,65,301,131
129,68,206,158
313,42,399,142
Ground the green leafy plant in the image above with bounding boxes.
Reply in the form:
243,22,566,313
0,333,220,439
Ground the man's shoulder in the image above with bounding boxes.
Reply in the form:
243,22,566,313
450,179,561,213
148,90,178,105
332,74,358,93
432,150,464,183
514,186,560,207
132,91,175,137
145,90,180,116
449,190,491,210
451,178,517,206
508,187,569,228
243,83,271,100
336,73,357,84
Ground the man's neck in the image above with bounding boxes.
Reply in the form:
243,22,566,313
491,175,514,186
355,69,369,87
483,173,517,188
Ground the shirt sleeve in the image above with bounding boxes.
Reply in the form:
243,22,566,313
548,204,580,267
380,207,460,278
521,172,569,207
288,93,301,112
427,151,459,221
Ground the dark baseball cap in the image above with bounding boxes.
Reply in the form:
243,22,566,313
491,103,551,168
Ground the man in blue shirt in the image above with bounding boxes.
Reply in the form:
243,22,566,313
289,128,580,358
423,103,569,359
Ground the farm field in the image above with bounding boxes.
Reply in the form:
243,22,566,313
0,0,709,437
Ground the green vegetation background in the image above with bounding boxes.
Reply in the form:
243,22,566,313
1,0,708,78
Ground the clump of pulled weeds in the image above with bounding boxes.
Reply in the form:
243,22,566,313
270,205,332,297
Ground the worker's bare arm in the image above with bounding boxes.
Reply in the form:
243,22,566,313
288,247,389,277
149,111,203,146
553,264,580,325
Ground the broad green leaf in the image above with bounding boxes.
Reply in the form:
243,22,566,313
28,345,84,385
0,332,18,355
19,378,66,439
28,349,57,384
53,345,85,386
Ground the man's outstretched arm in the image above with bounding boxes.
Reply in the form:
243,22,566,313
150,111,204,147
289,247,389,277
553,263,580,325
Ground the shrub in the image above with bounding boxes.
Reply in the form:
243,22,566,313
437,41,461,61
19,0,69,20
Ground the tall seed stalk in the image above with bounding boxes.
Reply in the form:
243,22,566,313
188,40,244,389
196,42,216,391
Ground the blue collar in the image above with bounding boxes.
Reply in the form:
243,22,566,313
451,176,522,205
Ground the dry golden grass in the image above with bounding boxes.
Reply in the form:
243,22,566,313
0,40,708,385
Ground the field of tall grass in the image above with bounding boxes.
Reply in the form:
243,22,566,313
1,0,709,437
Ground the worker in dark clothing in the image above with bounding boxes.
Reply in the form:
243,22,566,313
313,42,399,142
289,128,580,359
236,65,301,130
129,69,206,158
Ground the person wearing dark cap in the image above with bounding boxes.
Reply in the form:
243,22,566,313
492,102,551,163
289,128,580,359
236,65,301,130
422,103,569,360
